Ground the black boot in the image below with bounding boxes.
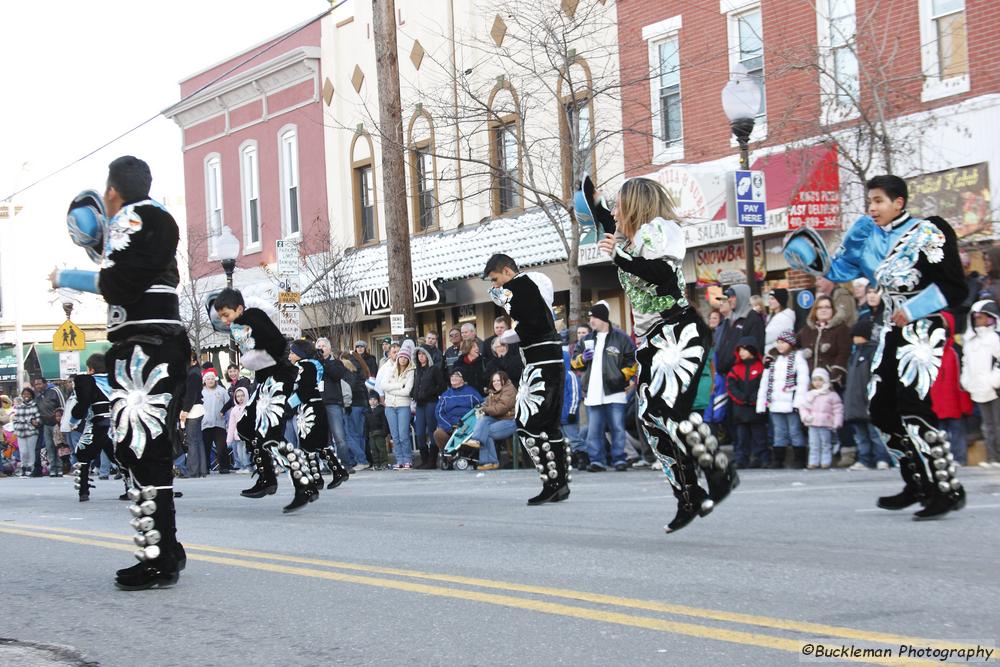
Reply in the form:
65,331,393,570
791,447,808,469
74,462,94,502
910,422,964,520
680,415,739,506
319,447,349,489
665,483,714,534
769,447,786,469
242,442,278,498
526,436,571,506
283,472,319,513
913,486,965,520
116,472,180,591
423,445,439,469
704,459,740,505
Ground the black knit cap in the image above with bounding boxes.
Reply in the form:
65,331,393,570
851,319,874,339
768,288,789,308
289,338,316,359
587,301,611,324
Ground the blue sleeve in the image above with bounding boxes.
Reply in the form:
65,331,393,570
825,216,874,283
56,269,100,294
902,284,948,321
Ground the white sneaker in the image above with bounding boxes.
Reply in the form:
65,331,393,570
979,461,992,468
991,462,1000,468
632,459,651,468
651,460,663,470
848,462,867,471
875,461,889,470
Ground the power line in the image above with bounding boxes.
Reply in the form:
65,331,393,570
2,3,344,203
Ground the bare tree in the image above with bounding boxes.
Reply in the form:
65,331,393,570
177,228,220,358
297,219,363,351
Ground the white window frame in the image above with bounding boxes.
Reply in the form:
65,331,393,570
816,0,860,125
239,140,262,254
724,2,767,143
203,153,223,260
918,0,970,102
643,15,684,164
278,125,301,239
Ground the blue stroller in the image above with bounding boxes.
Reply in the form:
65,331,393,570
441,409,480,471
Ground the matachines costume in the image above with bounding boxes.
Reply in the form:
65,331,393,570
489,272,570,505
785,212,968,519
612,216,738,533
58,188,190,589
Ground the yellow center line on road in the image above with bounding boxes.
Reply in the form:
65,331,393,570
0,525,963,667
3,523,985,665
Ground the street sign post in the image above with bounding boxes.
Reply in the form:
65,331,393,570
277,291,301,339
728,169,767,227
52,320,86,352
59,351,80,378
276,239,299,276
390,314,405,337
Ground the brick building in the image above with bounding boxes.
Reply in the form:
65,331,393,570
616,0,1000,297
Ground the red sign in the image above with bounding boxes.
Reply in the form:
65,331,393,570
787,148,841,230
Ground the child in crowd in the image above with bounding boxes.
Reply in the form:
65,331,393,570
843,319,892,470
799,368,843,469
756,331,810,469
227,386,251,472
727,336,770,468
52,407,70,475
12,388,40,476
201,368,231,474
960,300,1000,468
366,392,390,470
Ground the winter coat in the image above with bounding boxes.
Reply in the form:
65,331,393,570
726,349,766,425
930,312,973,419
201,385,229,429
756,350,810,414
35,384,64,426
457,354,488,395
716,285,765,376
960,327,1000,403
226,387,249,444
12,400,40,438
692,351,714,412
486,352,524,386
830,285,858,328
413,357,446,405
320,357,347,405
181,365,203,412
435,385,482,432
571,327,636,397
764,308,796,352
480,382,516,421
842,341,878,423
562,364,581,426
799,388,843,430
365,403,389,436
797,320,851,390
382,364,415,409
346,369,369,407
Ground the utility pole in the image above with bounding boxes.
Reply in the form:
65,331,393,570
372,0,415,333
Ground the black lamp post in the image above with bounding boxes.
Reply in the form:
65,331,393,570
215,225,241,365
722,64,764,295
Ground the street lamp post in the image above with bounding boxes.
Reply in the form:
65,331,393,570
722,63,763,295
215,225,241,365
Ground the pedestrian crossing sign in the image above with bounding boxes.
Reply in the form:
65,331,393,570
53,320,86,352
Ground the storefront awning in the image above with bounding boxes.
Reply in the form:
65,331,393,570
713,144,841,230
24,342,112,380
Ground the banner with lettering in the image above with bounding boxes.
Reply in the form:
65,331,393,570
907,163,995,242
695,240,766,286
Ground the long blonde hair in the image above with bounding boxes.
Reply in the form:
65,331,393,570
615,177,678,238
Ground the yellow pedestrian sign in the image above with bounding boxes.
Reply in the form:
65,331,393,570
53,320,86,352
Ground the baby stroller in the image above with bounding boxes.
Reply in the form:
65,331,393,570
440,409,480,471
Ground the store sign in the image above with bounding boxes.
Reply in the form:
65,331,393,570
0,351,16,382
694,240,766,286
277,291,301,338
276,239,299,275
578,243,607,266
684,208,788,247
358,278,442,316
907,163,995,241
787,148,842,230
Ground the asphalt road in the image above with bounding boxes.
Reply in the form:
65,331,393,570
2,466,998,667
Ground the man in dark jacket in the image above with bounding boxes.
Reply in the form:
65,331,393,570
316,338,354,468
422,331,444,367
570,301,636,471
32,377,65,477
716,284,765,377
443,327,462,371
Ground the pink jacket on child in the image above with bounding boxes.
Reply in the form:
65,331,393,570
226,387,249,445
799,368,843,429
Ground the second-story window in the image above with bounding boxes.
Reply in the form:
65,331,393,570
279,128,300,237
735,7,765,118
204,154,222,258
657,37,682,145
240,143,261,250
357,165,375,244
414,145,434,232
494,121,521,214
931,0,968,79
565,99,594,180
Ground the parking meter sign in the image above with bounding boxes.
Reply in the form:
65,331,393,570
733,170,766,227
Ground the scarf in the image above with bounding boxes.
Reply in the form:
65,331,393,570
763,352,798,408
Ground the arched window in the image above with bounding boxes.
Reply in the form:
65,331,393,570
487,82,522,215
278,125,301,238
239,140,261,252
350,130,378,245
408,109,439,232
557,57,597,199
203,153,223,259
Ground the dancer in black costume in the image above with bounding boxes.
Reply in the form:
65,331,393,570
483,254,570,505
597,178,738,533
54,156,189,589
68,353,119,502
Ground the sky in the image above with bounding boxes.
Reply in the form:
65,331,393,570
0,0,326,331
